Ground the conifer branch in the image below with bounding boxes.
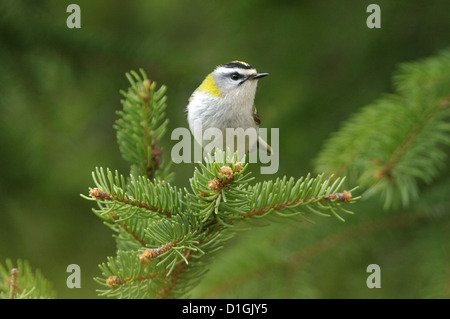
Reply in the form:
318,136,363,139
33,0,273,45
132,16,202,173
373,99,445,182
156,250,192,299
114,70,172,181
85,70,359,299
244,190,353,219
0,259,55,299
315,48,450,209
139,241,177,266
89,187,172,217
109,212,147,246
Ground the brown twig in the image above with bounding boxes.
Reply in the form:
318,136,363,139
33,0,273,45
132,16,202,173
109,212,147,246
9,268,18,299
373,100,443,182
243,191,352,219
105,243,193,299
156,250,192,299
139,241,177,267
89,188,171,217
139,80,163,180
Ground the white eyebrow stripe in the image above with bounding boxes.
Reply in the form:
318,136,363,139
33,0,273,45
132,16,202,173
215,66,257,76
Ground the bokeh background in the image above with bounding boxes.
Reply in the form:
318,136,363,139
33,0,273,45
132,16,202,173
1,0,449,298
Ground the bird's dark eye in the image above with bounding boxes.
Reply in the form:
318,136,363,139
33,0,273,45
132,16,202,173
230,72,241,81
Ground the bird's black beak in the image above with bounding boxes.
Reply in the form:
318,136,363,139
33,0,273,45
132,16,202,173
239,72,269,85
251,73,269,80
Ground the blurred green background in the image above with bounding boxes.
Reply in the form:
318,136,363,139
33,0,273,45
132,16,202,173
1,0,449,298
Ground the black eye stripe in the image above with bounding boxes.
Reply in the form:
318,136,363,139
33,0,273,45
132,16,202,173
230,72,242,80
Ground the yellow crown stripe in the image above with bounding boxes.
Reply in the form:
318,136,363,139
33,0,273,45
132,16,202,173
232,60,250,67
197,73,222,97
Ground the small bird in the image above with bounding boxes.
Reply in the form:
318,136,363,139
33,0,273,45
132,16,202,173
186,61,272,156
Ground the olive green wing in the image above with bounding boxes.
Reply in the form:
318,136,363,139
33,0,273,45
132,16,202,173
252,104,261,126
253,104,272,155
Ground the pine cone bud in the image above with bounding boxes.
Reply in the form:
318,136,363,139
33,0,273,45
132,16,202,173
208,178,221,191
143,79,151,91
139,92,149,100
219,166,234,183
106,275,120,288
139,249,153,267
233,162,243,173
